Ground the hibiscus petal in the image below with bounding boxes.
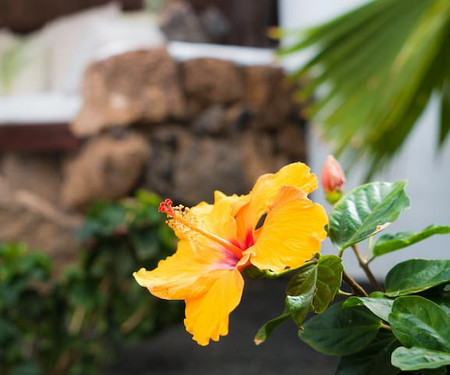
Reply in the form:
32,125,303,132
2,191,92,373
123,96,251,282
133,240,224,300
250,162,318,211
236,162,319,242
248,185,328,273
184,268,244,345
214,190,249,216
207,194,239,240
134,193,244,300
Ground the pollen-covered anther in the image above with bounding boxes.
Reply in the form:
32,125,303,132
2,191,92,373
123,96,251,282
159,199,197,238
158,199,243,258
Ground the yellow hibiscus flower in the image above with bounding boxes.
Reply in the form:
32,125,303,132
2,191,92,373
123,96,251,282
133,162,328,346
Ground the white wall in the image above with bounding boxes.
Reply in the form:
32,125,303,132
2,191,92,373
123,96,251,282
279,0,450,280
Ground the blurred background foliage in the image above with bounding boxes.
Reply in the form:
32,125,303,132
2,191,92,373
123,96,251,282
0,191,182,375
281,0,450,178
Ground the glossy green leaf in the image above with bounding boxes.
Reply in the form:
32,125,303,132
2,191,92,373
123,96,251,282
336,331,400,375
432,296,450,316
389,296,450,352
285,264,317,325
255,257,343,344
372,225,450,258
328,181,409,250
313,255,343,313
385,259,450,297
392,346,450,371
286,255,343,323
420,284,450,315
254,313,290,345
299,302,381,356
344,297,393,322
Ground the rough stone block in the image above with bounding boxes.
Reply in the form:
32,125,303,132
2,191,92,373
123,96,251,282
0,179,82,274
181,58,243,106
0,153,62,205
61,132,150,209
72,48,186,137
242,65,296,129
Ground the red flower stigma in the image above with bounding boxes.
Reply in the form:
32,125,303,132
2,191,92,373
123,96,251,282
158,199,174,214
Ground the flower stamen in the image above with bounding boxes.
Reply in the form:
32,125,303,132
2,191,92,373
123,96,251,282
159,199,243,259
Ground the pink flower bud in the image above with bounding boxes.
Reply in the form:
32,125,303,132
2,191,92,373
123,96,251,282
321,156,345,204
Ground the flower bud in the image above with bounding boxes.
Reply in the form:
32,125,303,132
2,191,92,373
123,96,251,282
321,155,345,204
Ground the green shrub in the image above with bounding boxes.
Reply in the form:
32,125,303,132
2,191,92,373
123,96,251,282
0,190,182,375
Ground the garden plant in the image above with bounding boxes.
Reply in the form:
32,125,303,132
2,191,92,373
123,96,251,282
278,0,450,178
0,191,182,375
135,158,450,374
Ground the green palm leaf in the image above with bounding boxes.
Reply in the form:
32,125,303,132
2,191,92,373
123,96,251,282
282,0,450,178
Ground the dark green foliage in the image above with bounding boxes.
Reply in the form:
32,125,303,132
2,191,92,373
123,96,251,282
335,331,400,375
254,255,342,345
0,243,54,375
299,302,381,356
335,263,450,374
0,190,182,375
256,178,450,374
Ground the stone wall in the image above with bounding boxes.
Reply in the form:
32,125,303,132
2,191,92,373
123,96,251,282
70,48,307,206
0,47,307,268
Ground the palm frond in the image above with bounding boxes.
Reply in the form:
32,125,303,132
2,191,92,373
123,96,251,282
282,0,450,179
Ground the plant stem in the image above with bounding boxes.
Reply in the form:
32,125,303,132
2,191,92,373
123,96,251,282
352,244,383,291
337,289,353,296
342,270,368,297
380,322,392,331
365,236,373,260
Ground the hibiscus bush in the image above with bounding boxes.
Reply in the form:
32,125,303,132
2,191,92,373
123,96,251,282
134,160,450,374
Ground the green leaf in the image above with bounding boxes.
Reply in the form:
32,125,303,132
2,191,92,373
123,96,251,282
419,284,450,315
389,296,450,352
254,313,290,345
439,76,450,147
344,297,393,322
256,256,343,343
299,302,381,356
385,259,450,297
392,346,450,371
328,181,410,250
431,296,450,316
313,255,343,313
285,256,343,325
78,202,128,241
135,189,161,206
372,225,450,258
336,331,400,375
285,264,317,325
